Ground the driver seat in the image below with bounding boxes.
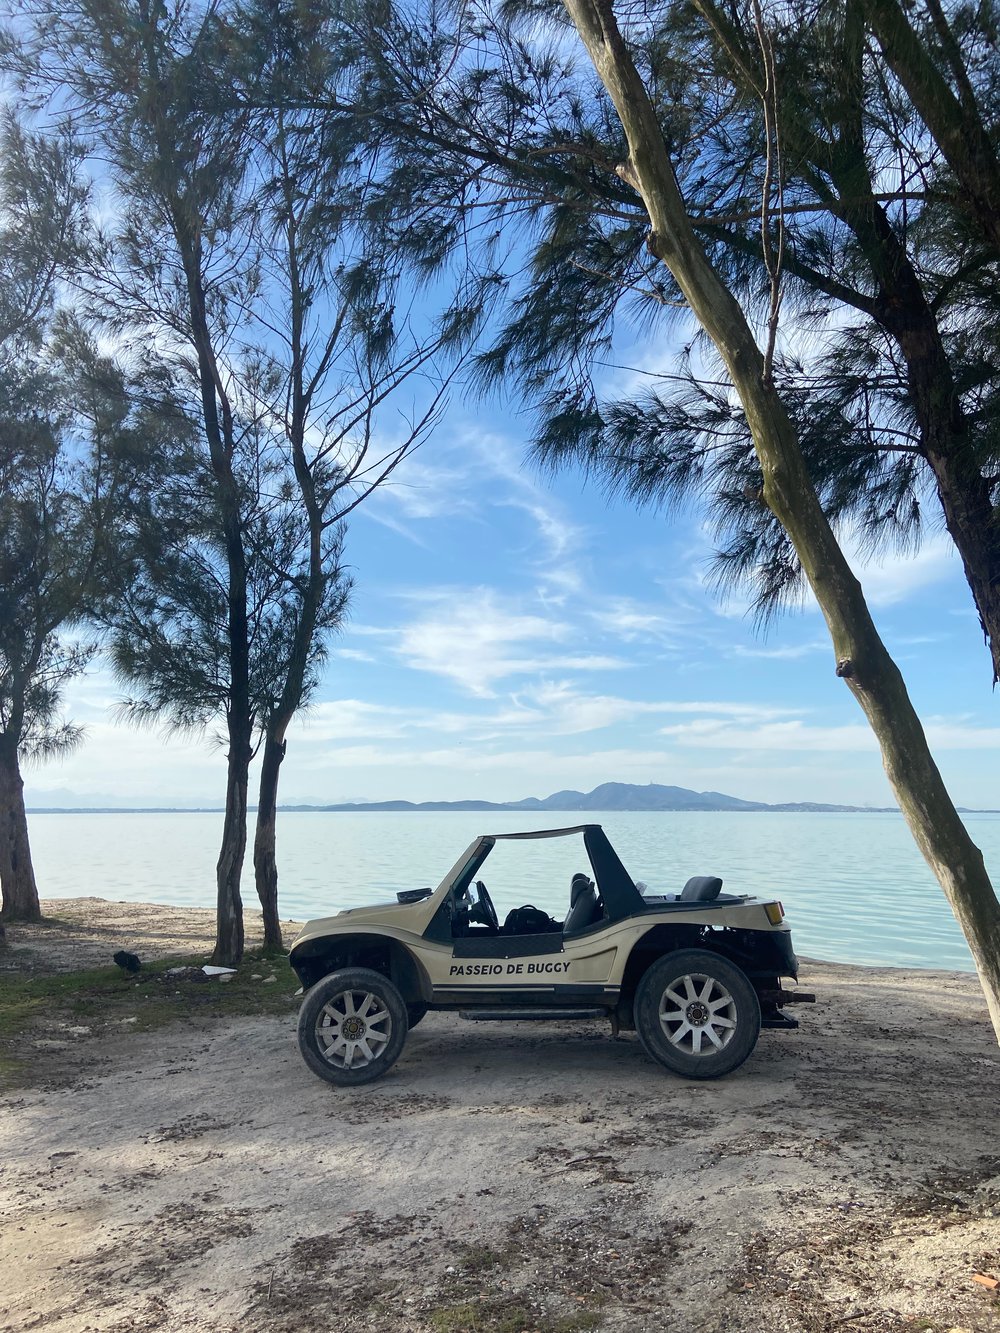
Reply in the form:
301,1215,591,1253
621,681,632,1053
563,873,601,935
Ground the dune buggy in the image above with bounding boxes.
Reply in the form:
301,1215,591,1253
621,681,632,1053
289,824,813,1087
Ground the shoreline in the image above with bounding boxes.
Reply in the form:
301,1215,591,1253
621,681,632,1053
25,805,1000,814
19,809,987,975
1,895,980,978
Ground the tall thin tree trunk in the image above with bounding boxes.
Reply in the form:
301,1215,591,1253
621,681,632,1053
177,231,252,968
248,162,328,954
562,0,1000,1039
213,717,251,966
253,723,287,953
0,738,41,922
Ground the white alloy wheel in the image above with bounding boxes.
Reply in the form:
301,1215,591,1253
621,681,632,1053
297,967,409,1087
634,949,760,1079
315,986,393,1070
658,971,738,1055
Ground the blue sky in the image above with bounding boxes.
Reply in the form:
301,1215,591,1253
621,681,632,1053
24,379,1000,811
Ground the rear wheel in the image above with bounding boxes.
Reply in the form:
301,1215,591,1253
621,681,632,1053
634,950,760,1079
298,967,408,1087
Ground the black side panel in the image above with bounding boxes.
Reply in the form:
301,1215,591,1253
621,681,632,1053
424,897,454,944
452,932,564,959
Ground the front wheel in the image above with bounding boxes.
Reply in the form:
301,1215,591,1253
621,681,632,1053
634,950,760,1079
297,967,408,1087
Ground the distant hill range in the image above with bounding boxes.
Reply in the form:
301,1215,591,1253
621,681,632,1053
29,779,995,814
290,781,885,814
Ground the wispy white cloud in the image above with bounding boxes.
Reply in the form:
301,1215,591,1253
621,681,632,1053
389,590,623,696
654,700,803,719
587,597,677,642
844,532,960,608
372,450,479,524
685,514,963,623
332,647,377,663
502,685,801,736
23,717,223,804
731,640,829,660
295,699,414,742
659,718,878,751
294,686,804,750
658,712,1000,753
925,721,1000,750
357,422,588,602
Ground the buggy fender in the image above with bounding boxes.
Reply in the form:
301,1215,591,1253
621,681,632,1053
290,931,433,1005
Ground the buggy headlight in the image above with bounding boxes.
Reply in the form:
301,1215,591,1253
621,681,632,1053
764,901,784,925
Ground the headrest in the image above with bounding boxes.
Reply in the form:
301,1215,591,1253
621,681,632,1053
680,875,723,902
570,873,594,905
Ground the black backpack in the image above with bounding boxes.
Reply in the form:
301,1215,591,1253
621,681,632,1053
503,903,556,935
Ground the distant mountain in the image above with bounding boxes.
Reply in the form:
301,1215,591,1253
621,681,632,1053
304,781,875,814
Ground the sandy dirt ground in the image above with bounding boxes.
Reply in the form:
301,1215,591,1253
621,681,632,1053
1,898,999,1333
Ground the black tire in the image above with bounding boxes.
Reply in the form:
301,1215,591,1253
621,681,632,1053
634,949,760,1079
297,967,409,1087
407,1003,429,1028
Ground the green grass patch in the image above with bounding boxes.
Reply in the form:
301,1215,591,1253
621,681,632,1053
428,1302,598,1333
0,950,298,1090
454,1242,511,1274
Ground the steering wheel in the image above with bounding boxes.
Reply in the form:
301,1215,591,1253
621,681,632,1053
470,879,500,933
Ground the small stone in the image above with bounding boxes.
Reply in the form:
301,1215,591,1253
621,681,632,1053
263,975,277,984
217,973,235,984
251,973,263,981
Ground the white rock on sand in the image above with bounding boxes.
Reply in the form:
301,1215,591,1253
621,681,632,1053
1,898,999,1333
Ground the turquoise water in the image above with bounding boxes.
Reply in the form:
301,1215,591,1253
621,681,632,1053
25,808,999,971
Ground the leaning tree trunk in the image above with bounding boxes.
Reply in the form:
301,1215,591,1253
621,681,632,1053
253,724,288,953
0,736,41,922
562,0,1000,1039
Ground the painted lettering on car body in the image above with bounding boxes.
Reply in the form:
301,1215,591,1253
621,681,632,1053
448,961,572,977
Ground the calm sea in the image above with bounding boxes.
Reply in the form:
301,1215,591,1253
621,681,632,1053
24,809,999,971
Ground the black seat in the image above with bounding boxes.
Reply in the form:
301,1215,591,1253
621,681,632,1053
679,875,723,902
563,873,602,935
